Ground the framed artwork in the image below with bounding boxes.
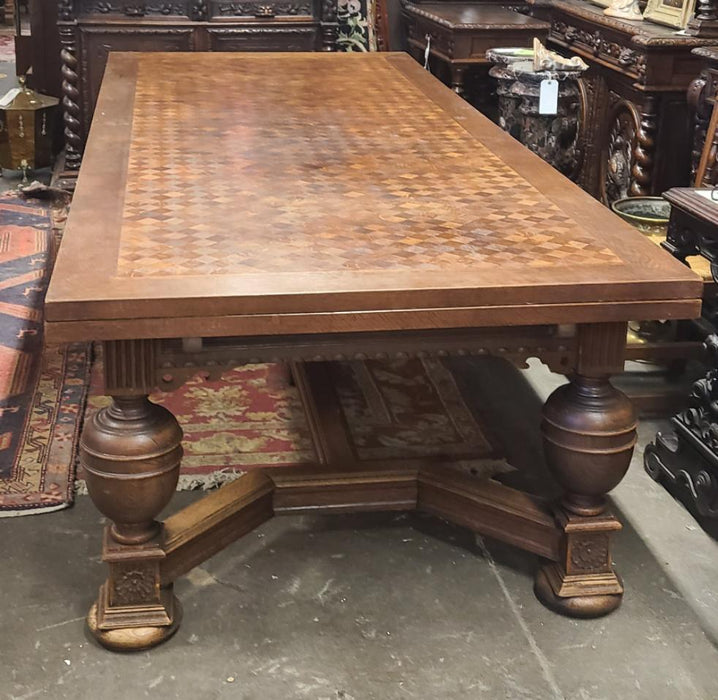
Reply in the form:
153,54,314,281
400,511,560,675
643,0,697,29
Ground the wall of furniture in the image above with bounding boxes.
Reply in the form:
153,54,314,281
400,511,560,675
529,0,718,203
401,1,548,100
57,0,341,171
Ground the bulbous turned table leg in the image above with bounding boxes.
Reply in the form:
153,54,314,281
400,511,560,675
80,395,184,651
535,374,637,618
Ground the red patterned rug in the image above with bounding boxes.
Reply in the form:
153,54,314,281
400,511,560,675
85,356,508,490
0,196,90,516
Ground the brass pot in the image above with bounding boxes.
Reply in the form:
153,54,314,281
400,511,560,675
610,196,671,238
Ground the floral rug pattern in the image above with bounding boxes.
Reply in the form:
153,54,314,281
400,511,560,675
85,357,503,490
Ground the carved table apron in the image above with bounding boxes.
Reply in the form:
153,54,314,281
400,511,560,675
45,52,702,651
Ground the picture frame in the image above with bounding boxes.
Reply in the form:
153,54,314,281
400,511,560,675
643,0,697,29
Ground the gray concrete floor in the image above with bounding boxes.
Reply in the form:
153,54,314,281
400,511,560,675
3,357,718,700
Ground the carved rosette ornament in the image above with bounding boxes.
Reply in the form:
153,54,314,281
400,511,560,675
569,534,610,573
113,563,158,606
603,100,640,203
191,0,207,18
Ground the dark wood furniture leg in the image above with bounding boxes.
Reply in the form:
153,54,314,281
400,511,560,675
450,65,466,97
535,323,636,617
80,341,184,650
76,325,642,650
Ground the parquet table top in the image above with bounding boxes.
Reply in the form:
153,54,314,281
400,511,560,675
119,55,617,278
46,52,701,341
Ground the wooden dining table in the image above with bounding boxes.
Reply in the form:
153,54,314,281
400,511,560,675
45,51,701,651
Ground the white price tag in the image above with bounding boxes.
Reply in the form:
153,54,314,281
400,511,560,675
538,79,559,116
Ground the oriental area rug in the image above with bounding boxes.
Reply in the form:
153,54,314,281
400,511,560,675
0,195,91,516
83,356,510,490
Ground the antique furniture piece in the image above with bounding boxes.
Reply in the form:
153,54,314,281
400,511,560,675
695,98,718,185
644,0,696,30
689,46,718,186
529,0,718,203
22,0,62,99
0,78,58,178
401,1,549,98
487,45,587,179
56,0,342,173
645,188,718,516
45,52,701,651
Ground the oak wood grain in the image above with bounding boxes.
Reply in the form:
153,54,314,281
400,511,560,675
45,52,701,342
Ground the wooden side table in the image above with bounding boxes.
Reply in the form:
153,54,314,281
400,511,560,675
401,2,549,98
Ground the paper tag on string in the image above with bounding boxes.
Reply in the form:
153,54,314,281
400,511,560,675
423,35,431,70
538,79,558,115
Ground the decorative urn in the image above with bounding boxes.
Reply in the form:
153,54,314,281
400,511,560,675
0,78,59,179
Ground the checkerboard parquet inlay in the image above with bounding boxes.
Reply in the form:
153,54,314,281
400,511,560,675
117,55,619,278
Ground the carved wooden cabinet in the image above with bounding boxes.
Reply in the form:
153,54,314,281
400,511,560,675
400,1,549,98
57,0,339,171
688,46,718,185
530,0,718,203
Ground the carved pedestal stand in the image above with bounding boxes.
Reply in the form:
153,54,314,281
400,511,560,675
79,322,635,651
488,61,585,180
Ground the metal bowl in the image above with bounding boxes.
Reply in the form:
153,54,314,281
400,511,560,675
610,196,671,237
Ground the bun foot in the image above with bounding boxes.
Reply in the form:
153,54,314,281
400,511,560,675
87,597,183,652
534,566,622,619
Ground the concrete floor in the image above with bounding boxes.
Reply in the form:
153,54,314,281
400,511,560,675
3,357,718,700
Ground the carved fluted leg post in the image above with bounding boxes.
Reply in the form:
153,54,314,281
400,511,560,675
535,323,637,617
82,341,184,651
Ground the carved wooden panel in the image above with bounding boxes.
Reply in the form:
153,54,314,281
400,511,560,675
601,97,640,204
206,25,320,51
573,68,605,195
538,1,712,198
79,26,194,139
210,0,314,17
77,0,192,16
